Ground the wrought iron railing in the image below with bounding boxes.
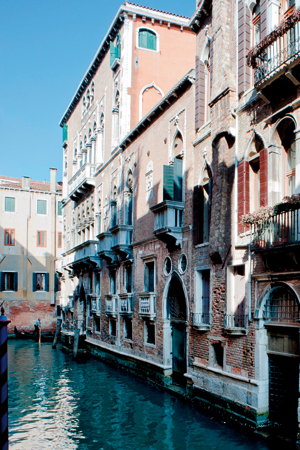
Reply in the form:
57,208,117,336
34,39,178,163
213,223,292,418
224,314,248,329
192,312,211,327
263,289,300,323
254,22,300,84
251,207,300,250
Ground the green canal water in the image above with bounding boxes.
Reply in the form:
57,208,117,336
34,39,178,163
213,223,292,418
8,340,277,450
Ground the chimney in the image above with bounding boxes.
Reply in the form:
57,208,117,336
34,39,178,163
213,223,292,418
22,176,31,190
50,168,57,192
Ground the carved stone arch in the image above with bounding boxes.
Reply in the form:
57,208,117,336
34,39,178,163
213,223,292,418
244,130,265,160
139,82,164,120
200,35,211,65
199,159,213,186
172,127,184,158
255,281,300,321
162,270,189,321
270,114,297,151
212,130,235,151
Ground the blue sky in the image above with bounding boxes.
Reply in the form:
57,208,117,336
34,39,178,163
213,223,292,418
0,0,195,183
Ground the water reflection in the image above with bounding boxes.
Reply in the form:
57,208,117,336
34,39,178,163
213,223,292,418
8,341,273,450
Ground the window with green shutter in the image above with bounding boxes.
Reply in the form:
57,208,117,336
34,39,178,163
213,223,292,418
110,34,121,68
5,197,15,212
63,123,68,143
57,201,62,216
37,199,47,215
138,29,157,51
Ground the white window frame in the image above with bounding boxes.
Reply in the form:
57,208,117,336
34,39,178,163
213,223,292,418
194,267,211,319
136,27,160,53
226,261,248,316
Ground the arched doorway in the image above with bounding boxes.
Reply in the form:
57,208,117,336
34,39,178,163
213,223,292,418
258,283,300,433
166,274,187,385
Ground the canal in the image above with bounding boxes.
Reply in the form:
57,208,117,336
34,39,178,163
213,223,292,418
8,340,276,450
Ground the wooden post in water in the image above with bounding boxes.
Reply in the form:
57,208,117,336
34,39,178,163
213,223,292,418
38,326,41,344
73,328,80,359
0,306,11,450
52,318,61,349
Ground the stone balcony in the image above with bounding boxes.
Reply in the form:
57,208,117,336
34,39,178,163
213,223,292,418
105,295,118,318
97,231,114,262
192,312,211,331
150,200,184,248
138,293,156,320
119,293,133,316
223,314,248,336
68,163,96,201
110,224,133,259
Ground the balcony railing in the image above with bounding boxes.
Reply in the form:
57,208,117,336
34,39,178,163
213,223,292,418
224,314,248,335
139,293,156,320
105,295,118,318
251,207,300,251
61,321,76,332
119,294,133,315
249,11,300,86
68,163,96,200
192,312,211,330
150,200,184,247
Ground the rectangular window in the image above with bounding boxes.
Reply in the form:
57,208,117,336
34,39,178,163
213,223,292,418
124,318,132,340
0,272,18,291
58,232,62,248
5,197,15,212
57,201,62,216
95,317,101,333
37,231,47,247
33,273,49,292
226,264,247,329
37,199,47,215
109,270,116,295
110,319,116,337
4,229,15,246
144,261,155,293
146,322,155,345
194,269,210,326
95,272,100,296
125,265,132,293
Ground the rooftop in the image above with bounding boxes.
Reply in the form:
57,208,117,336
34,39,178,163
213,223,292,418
0,176,62,193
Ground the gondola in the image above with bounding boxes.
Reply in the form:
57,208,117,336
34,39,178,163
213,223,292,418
14,326,54,342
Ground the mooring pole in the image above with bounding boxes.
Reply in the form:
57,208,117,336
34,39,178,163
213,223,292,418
0,306,11,450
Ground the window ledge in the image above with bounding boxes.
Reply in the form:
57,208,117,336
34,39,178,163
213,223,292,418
192,324,211,331
223,327,248,336
195,242,209,248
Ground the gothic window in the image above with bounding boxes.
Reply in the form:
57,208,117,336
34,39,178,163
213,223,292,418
125,171,133,225
144,261,155,293
112,92,120,148
276,118,296,198
96,113,104,164
249,135,264,212
193,164,212,245
111,186,118,228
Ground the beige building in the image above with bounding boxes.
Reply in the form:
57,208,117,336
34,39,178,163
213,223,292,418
0,168,63,333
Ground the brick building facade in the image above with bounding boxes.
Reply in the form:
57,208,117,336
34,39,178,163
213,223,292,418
59,0,300,442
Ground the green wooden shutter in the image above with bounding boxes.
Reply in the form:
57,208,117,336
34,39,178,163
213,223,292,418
57,201,62,216
116,33,121,59
148,262,154,292
0,273,4,291
144,265,149,292
163,165,174,201
147,31,156,50
45,273,49,292
174,157,183,202
63,123,68,142
32,273,37,292
110,41,115,66
5,197,15,212
139,30,147,48
14,272,18,292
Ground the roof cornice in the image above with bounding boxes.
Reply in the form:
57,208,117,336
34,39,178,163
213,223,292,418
59,3,191,128
189,0,212,30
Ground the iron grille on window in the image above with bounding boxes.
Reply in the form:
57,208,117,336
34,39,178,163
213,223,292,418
263,287,300,324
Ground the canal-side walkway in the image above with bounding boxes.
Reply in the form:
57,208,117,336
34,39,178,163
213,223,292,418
8,340,284,450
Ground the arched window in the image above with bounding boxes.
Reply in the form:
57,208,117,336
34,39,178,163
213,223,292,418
125,171,133,225
249,135,264,212
111,186,118,228
138,28,157,51
112,92,120,147
275,118,296,197
193,163,212,245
